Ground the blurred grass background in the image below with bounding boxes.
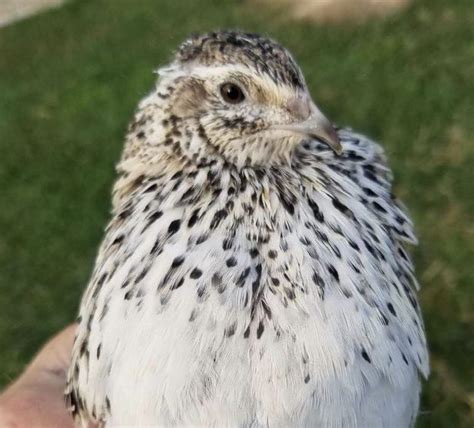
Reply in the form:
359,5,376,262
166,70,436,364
0,0,472,426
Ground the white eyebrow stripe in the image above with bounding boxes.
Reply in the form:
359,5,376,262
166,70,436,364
155,62,301,106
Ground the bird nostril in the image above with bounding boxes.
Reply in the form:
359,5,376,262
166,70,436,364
286,96,311,121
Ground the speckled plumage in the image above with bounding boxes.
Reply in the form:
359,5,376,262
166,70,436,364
66,31,429,427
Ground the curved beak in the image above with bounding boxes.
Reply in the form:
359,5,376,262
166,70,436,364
273,100,342,155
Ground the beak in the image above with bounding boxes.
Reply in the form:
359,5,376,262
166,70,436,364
273,101,342,155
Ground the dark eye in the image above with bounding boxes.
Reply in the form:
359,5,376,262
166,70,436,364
219,83,245,104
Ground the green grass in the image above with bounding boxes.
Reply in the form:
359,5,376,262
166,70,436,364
0,0,472,425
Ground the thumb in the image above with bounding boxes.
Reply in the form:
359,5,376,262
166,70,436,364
0,325,77,428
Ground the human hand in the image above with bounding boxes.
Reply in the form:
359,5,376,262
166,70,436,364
0,325,76,428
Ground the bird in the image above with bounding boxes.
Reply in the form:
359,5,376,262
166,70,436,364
66,30,429,427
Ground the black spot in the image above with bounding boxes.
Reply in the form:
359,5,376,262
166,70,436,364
363,239,378,260
362,187,377,197
332,197,352,217
168,219,181,235
307,247,319,259
196,285,207,300
268,250,278,259
211,272,223,287
148,210,163,223
387,302,397,317
150,237,162,255
304,374,310,384
361,349,371,363
190,268,203,279
225,323,236,338
112,235,124,245
299,236,311,246
256,321,264,339
134,268,149,284
96,344,101,359
327,264,340,282
196,234,209,245
372,201,388,213
408,293,418,311
242,203,254,215
223,237,234,250
307,198,324,222
402,352,409,365
261,300,272,319
395,214,406,225
252,264,262,294
312,271,325,298
207,169,218,181
346,150,365,161
189,309,198,322
171,256,185,269
188,208,201,228
271,277,280,286
212,188,222,199
236,267,251,287
315,230,328,243
364,170,380,183
284,287,296,300
348,240,360,251
170,170,183,180
249,248,259,258
226,257,237,267
171,277,185,290
398,247,409,261
210,209,228,229
341,288,353,298
142,210,163,233
243,325,251,338
97,272,108,286
283,200,295,215
350,262,361,274
243,291,250,307
118,206,133,220
79,340,88,358
380,313,389,325
330,243,341,258
239,176,248,192
144,183,157,193
105,396,111,412
278,189,296,215
66,390,79,416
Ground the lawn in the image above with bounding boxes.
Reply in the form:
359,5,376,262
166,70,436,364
0,0,472,426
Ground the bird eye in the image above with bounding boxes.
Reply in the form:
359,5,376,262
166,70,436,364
219,83,245,104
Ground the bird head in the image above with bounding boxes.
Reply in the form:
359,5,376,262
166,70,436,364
124,31,341,170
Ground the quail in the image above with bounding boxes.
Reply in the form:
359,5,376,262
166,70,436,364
67,31,429,427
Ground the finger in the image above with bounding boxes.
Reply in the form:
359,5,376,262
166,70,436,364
0,325,78,428
25,324,77,377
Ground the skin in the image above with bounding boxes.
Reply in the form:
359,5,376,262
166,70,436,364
0,325,76,428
